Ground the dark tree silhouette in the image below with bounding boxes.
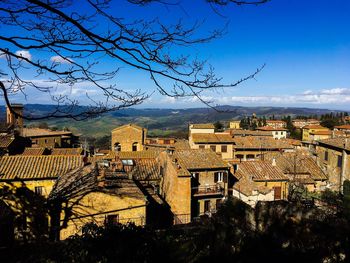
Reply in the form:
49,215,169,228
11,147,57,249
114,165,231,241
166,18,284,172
0,0,266,120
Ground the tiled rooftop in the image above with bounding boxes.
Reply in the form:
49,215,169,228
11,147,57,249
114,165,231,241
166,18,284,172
303,125,328,130
191,133,235,143
21,147,47,156
235,161,289,182
232,136,294,149
229,129,272,137
257,126,287,131
334,124,350,130
127,159,161,181
263,151,328,181
174,149,228,170
190,123,215,129
0,135,14,148
318,137,350,151
51,148,84,155
0,155,83,180
22,128,72,137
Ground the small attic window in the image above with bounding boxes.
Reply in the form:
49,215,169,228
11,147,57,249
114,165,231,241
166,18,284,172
122,159,134,166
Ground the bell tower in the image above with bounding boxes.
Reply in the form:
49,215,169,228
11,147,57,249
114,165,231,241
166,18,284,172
6,104,24,129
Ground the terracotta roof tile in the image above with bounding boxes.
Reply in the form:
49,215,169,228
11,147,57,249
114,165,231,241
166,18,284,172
127,159,161,181
266,120,286,123
229,129,272,137
334,125,350,130
0,135,15,148
51,148,84,155
303,125,328,130
0,155,84,180
232,136,294,149
190,123,215,129
111,123,145,132
21,147,47,156
318,137,350,151
263,151,327,181
191,133,235,143
257,126,287,131
174,149,228,170
22,128,72,137
235,161,289,181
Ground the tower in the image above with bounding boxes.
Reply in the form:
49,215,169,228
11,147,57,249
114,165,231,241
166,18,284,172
6,104,24,129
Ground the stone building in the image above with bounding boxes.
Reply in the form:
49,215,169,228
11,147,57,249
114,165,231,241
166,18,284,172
232,161,289,207
58,165,148,239
111,124,147,152
189,132,235,160
22,128,79,148
6,104,24,130
229,120,241,129
302,125,329,141
292,119,320,129
158,149,232,224
263,151,328,192
266,120,287,129
189,123,215,134
232,136,294,161
316,138,350,192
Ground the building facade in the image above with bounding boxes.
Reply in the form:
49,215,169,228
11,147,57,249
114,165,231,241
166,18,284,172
111,124,147,152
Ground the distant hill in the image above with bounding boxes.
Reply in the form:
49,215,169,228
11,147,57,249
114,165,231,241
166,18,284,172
0,104,345,137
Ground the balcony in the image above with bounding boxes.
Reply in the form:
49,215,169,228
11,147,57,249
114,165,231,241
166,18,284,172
192,184,224,197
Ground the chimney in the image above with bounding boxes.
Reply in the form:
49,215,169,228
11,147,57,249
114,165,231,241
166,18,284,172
272,158,277,166
332,130,335,138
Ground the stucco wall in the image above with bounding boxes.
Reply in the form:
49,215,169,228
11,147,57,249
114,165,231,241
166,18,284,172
61,191,146,239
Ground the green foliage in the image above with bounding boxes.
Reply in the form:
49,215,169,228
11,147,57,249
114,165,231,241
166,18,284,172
3,197,350,262
213,121,224,131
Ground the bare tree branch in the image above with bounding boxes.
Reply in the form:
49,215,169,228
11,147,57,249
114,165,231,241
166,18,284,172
0,0,267,120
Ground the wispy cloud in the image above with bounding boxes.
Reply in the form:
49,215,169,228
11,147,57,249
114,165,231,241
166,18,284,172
50,56,73,64
15,50,32,60
153,88,350,109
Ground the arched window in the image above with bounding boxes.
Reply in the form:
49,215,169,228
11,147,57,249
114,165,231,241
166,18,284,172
132,142,138,151
114,142,121,152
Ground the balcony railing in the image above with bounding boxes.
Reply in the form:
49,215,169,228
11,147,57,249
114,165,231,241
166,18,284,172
192,184,224,196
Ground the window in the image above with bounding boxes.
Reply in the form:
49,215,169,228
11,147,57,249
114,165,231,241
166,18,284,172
191,172,199,179
114,142,121,152
132,142,138,151
164,139,170,144
122,159,134,166
247,154,255,160
204,200,210,213
324,151,328,161
337,155,342,168
199,145,205,149
221,145,227,153
210,145,216,152
214,172,224,183
105,214,119,226
35,186,43,196
44,139,48,143
236,154,244,160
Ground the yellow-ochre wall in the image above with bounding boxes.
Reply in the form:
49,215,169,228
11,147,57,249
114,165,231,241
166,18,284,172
158,153,191,220
60,192,147,239
111,125,146,152
255,181,289,199
0,179,56,198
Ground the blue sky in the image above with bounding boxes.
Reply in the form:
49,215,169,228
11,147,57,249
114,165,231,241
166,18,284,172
1,0,350,110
